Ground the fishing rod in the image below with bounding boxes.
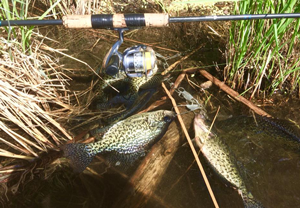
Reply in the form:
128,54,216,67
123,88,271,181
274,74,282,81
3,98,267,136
2,13,300,77
1,13,300,28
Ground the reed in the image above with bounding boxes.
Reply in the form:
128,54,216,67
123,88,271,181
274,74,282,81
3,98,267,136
226,0,300,97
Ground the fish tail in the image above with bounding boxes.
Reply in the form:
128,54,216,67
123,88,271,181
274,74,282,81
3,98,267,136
63,143,97,172
241,192,264,208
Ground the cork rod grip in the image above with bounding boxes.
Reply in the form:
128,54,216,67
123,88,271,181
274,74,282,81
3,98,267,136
63,13,169,29
144,13,169,26
62,15,92,28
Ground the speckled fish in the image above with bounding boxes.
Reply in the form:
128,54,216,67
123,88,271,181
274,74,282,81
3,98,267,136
64,110,175,172
94,64,166,110
194,114,264,208
215,114,300,151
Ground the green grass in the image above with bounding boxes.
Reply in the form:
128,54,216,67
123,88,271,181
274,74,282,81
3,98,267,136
0,0,33,52
227,0,300,97
0,0,62,53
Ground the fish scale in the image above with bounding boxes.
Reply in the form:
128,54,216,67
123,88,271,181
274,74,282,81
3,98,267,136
94,68,165,109
194,114,264,208
64,110,175,172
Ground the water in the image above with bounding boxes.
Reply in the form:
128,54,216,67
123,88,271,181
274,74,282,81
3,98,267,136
7,80,299,208
5,22,300,208
153,84,300,208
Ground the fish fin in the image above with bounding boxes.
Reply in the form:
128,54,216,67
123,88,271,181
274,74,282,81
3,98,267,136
90,125,111,139
63,143,96,172
241,192,264,208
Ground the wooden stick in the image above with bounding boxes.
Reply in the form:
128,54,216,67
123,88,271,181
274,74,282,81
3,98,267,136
138,98,166,113
170,73,186,94
162,83,220,208
196,69,271,117
88,156,171,208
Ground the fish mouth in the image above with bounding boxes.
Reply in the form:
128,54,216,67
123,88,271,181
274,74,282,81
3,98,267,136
163,110,176,122
194,113,210,136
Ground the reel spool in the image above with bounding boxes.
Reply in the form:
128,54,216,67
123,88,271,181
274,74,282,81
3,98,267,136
103,29,157,78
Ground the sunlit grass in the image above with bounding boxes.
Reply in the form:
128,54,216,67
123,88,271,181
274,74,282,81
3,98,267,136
0,0,65,52
227,0,300,97
1,0,33,52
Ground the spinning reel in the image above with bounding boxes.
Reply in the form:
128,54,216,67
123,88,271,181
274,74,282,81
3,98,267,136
103,29,157,78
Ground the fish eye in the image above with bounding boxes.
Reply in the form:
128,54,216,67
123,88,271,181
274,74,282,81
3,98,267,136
163,115,172,122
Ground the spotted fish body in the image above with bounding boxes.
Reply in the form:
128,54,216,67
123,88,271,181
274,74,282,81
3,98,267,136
93,71,126,103
64,110,175,172
194,114,264,208
255,115,300,143
94,65,164,109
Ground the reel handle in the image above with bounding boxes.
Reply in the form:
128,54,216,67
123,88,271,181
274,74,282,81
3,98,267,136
105,54,120,76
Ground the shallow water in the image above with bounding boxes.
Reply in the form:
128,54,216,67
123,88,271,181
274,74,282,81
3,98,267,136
7,80,299,208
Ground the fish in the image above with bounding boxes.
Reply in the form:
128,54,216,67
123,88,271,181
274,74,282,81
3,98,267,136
214,115,300,151
90,88,156,138
98,74,166,109
93,64,165,110
64,110,176,172
89,72,167,136
91,70,167,131
194,113,264,208
254,115,300,143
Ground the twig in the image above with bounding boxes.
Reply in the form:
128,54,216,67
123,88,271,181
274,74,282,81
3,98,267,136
139,72,187,113
138,98,167,113
162,44,203,75
170,73,186,94
162,83,220,208
196,69,272,117
0,149,35,160
209,106,220,133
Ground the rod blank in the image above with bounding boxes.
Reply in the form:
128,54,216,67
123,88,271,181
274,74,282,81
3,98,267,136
0,19,63,27
169,13,300,23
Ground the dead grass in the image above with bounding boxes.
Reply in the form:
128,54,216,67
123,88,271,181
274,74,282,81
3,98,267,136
0,34,76,156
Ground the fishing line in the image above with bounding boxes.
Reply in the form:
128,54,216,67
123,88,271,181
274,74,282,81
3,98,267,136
173,108,194,116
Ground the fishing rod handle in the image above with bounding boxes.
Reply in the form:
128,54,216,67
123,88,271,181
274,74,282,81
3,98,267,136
62,13,169,29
